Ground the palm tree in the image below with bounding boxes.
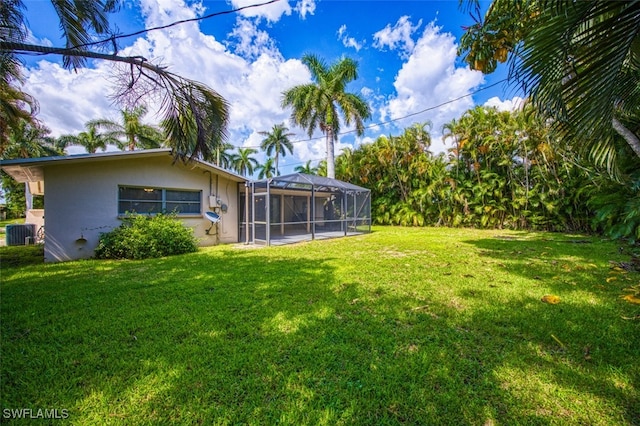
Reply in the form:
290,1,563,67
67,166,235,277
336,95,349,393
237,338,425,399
1,118,60,217
294,160,318,175
258,123,294,176
88,106,164,151
459,1,640,171
282,54,371,179
316,160,327,177
57,123,118,154
3,1,230,163
1,119,59,160
256,157,276,180
0,58,36,153
212,142,234,169
232,147,259,177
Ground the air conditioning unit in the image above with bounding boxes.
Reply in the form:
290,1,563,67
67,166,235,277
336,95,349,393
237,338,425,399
5,224,36,246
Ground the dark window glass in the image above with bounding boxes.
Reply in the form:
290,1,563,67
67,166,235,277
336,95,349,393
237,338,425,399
119,187,201,215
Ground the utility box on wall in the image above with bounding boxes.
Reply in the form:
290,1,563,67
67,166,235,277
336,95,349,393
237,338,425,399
6,224,36,246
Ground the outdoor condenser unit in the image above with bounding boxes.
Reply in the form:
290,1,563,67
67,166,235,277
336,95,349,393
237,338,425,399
5,224,36,246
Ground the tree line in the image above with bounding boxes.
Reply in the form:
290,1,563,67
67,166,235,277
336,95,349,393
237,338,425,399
334,104,640,241
2,1,638,242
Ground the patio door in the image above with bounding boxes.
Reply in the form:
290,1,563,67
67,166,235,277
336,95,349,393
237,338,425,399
250,178,272,245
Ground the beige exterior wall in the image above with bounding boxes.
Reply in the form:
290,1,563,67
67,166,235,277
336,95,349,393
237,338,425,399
42,156,240,262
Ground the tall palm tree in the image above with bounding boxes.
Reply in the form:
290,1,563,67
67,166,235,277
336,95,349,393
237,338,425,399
258,123,294,176
294,160,318,175
282,54,371,179
57,123,118,154
88,106,164,151
256,157,276,180
232,147,259,177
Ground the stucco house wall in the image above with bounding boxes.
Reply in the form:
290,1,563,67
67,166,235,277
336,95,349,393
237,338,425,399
2,150,245,262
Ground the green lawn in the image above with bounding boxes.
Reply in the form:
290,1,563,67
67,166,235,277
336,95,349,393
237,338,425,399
1,227,638,425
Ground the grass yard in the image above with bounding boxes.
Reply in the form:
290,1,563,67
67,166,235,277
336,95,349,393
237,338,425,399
1,226,639,425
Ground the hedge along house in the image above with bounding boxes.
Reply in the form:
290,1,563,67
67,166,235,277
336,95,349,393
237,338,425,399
240,173,371,246
1,149,247,262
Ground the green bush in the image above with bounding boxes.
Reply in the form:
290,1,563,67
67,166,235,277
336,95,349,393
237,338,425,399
94,213,198,260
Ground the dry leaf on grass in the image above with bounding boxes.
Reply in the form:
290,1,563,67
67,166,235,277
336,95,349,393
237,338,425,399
621,294,640,305
541,295,561,304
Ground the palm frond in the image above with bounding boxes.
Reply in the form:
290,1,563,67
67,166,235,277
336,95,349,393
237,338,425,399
51,0,113,70
512,1,640,171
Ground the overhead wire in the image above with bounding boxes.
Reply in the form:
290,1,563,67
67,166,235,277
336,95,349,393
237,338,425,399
15,0,510,170
244,77,510,149
264,78,512,171
25,0,282,57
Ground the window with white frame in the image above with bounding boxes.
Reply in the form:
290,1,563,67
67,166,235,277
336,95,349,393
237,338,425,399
118,186,201,215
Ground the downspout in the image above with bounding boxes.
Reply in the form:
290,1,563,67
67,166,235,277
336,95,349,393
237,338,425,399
311,184,315,241
266,180,271,246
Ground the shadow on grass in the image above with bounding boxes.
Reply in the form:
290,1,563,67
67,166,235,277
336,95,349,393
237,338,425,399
1,237,638,424
0,245,44,267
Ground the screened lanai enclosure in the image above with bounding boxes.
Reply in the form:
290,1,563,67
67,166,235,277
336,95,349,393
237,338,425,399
239,173,371,246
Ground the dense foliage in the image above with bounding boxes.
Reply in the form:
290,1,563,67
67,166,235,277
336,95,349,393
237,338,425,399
337,105,640,241
458,1,640,172
94,213,198,260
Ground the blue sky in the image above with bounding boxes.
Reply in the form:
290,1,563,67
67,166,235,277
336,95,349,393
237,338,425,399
20,0,521,175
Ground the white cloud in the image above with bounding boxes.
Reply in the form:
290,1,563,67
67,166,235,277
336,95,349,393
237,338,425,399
18,0,488,168
26,27,53,47
373,15,422,59
295,0,316,19
378,21,484,154
21,0,310,148
337,25,364,51
484,96,525,111
229,0,293,22
227,17,280,61
23,61,118,137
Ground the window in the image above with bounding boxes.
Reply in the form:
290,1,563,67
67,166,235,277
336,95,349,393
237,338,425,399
118,186,201,215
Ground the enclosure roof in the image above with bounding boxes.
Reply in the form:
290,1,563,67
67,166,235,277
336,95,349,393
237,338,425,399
259,173,369,193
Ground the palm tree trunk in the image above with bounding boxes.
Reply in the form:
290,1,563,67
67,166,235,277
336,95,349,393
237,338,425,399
326,130,336,179
612,118,640,159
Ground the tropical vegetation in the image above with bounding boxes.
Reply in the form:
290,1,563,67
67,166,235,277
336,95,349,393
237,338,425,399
458,0,640,171
1,0,229,162
232,147,260,177
87,106,165,152
58,123,118,154
335,104,640,241
94,213,198,260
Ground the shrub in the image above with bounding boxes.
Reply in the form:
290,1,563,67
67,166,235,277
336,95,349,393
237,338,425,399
95,213,198,260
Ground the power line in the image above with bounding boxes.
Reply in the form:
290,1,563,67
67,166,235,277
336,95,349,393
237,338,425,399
244,78,509,149
30,0,282,56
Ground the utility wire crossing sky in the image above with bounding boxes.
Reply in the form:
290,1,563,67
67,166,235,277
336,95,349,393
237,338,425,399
20,0,520,174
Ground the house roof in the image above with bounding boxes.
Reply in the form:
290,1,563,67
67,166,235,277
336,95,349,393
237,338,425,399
256,173,370,193
1,149,248,183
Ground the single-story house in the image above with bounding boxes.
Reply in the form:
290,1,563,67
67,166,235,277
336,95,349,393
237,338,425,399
1,149,247,262
2,149,372,262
